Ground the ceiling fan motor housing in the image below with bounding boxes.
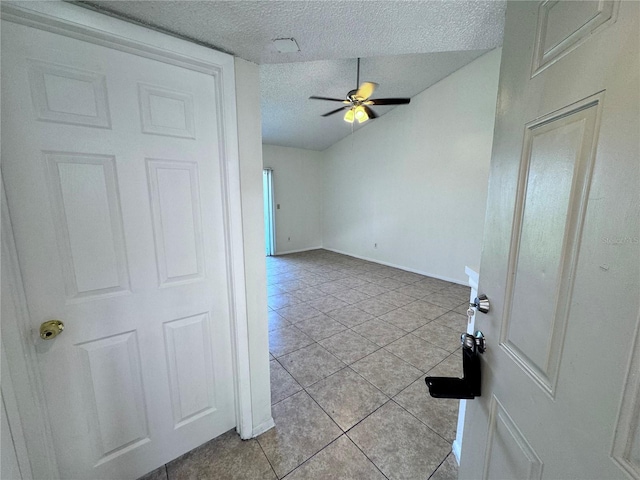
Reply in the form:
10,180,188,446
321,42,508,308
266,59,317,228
347,89,360,102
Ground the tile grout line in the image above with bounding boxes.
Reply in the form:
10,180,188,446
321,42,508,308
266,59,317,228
274,294,468,326
428,451,453,480
272,306,466,358
277,435,350,479
388,395,456,447
277,382,345,478
343,431,392,480
273,298,467,404
266,250,468,478
270,275,465,308
302,378,393,479
282,332,399,478
254,434,280,479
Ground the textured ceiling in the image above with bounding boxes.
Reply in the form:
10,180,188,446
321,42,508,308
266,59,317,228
78,1,506,150
80,1,505,64
261,51,490,150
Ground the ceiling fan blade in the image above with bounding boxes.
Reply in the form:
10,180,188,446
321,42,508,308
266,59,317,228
322,106,349,117
309,96,347,102
363,105,378,119
355,82,377,100
368,98,411,105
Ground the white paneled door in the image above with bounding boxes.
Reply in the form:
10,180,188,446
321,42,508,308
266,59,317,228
2,19,236,479
460,2,639,479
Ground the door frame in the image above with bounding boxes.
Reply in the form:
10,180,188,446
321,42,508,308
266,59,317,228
0,2,256,477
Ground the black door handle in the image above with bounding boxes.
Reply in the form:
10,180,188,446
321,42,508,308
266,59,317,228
425,331,485,399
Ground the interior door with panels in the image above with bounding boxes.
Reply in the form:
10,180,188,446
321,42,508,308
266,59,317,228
459,1,639,479
1,18,236,479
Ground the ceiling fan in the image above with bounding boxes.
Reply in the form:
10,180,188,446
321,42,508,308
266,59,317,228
309,58,411,124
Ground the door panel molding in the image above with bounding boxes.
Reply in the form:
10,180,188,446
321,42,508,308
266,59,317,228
483,396,543,480
138,83,196,139
163,313,217,429
612,312,640,478
500,92,603,397
44,151,132,302
146,158,205,287
27,59,112,129
532,0,619,77
0,2,255,477
76,331,150,464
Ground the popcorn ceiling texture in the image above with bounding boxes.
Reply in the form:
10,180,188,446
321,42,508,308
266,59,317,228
82,1,505,150
261,51,490,151
83,1,505,64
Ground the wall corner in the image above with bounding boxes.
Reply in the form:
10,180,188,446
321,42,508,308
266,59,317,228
234,57,273,436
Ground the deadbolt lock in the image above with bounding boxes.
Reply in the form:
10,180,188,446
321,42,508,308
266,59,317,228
40,320,64,340
471,294,490,314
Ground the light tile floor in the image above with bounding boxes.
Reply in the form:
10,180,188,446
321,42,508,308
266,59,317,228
141,249,468,480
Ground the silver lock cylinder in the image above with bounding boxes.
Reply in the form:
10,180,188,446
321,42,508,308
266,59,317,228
471,294,490,314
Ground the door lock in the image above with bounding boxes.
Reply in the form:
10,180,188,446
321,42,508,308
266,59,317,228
40,320,64,340
425,330,486,399
471,294,490,314
462,330,486,353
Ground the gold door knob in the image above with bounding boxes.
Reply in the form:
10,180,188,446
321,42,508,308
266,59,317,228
40,320,64,340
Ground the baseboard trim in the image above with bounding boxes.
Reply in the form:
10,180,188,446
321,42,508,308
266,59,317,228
322,248,467,286
274,246,323,256
452,439,462,465
250,417,275,438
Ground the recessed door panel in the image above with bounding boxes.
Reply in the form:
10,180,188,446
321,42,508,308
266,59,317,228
532,0,618,75
164,313,216,428
28,60,111,128
612,317,640,477
484,396,542,480
77,331,149,463
147,159,204,286
502,95,601,395
45,152,131,301
138,83,195,139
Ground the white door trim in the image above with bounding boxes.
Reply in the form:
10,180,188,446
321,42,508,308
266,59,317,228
0,3,254,477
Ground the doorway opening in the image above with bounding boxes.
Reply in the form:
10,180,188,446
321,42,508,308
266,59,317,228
263,168,275,256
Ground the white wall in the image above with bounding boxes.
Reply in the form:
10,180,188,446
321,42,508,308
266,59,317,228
322,49,501,284
262,144,323,254
234,58,273,435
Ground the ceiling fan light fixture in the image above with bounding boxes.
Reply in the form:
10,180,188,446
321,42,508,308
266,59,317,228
311,57,410,124
354,105,369,123
344,108,355,123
